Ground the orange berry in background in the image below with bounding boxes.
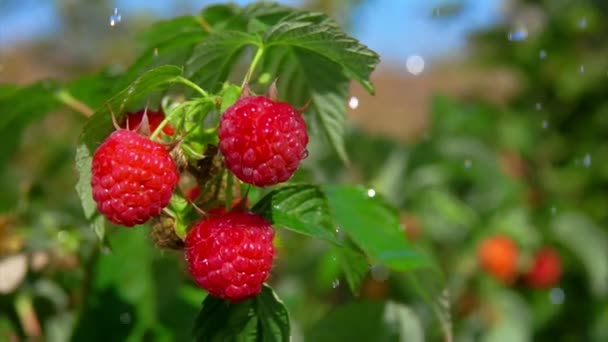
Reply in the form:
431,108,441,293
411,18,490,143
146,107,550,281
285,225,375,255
478,235,518,284
400,213,422,242
525,247,562,289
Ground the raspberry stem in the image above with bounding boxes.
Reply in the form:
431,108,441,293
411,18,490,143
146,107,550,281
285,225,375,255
176,76,209,97
225,172,234,211
241,46,265,89
55,89,94,117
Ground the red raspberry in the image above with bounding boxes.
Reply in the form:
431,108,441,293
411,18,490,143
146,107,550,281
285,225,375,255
91,130,179,227
121,108,175,136
218,96,308,186
478,235,518,284
184,211,275,302
525,247,562,289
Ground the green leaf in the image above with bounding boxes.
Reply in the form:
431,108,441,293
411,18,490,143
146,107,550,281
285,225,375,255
552,212,608,297
253,12,378,163
261,47,350,163
219,83,242,113
193,285,290,342
323,185,432,271
76,65,185,219
306,300,424,342
336,247,369,294
0,82,61,167
117,4,245,90
252,184,338,244
264,18,379,93
186,31,260,92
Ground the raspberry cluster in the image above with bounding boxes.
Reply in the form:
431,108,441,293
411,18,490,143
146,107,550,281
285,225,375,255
477,235,562,288
90,94,304,301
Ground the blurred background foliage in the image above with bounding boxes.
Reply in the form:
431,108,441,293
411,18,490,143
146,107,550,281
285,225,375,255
1,0,607,341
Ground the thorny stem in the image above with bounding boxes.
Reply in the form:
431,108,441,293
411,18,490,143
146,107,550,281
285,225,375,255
241,46,265,89
55,89,94,117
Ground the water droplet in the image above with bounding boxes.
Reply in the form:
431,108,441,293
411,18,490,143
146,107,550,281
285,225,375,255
348,96,359,110
578,17,587,29
507,28,528,42
406,55,425,75
302,149,309,159
464,159,472,169
367,189,376,198
370,264,390,282
542,120,549,129
332,279,340,288
539,49,547,59
550,206,557,215
583,153,592,168
120,312,131,324
109,8,122,27
549,287,565,305
579,65,585,74
535,102,543,111
101,246,112,254
153,48,159,57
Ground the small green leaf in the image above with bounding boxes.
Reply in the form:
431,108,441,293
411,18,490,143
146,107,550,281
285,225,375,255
193,285,290,342
252,184,338,244
324,185,432,271
306,300,424,342
76,65,185,219
186,31,260,92
219,83,242,113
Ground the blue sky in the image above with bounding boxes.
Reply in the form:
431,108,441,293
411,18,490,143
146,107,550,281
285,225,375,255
0,0,504,65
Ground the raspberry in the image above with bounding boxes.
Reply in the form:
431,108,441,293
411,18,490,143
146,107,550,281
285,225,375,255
218,96,308,186
525,247,562,289
121,108,175,136
91,130,179,227
478,235,518,284
184,211,275,302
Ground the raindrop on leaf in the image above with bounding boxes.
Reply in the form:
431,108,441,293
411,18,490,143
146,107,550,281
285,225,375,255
464,159,472,169
370,264,390,282
332,279,340,289
578,17,587,29
542,120,549,129
549,287,565,305
535,102,543,111
539,49,547,59
583,153,592,168
579,65,585,74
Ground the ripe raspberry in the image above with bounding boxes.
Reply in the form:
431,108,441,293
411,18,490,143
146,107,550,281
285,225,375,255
184,211,275,302
525,247,562,289
218,96,308,186
478,235,518,284
91,130,179,227
121,108,175,136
